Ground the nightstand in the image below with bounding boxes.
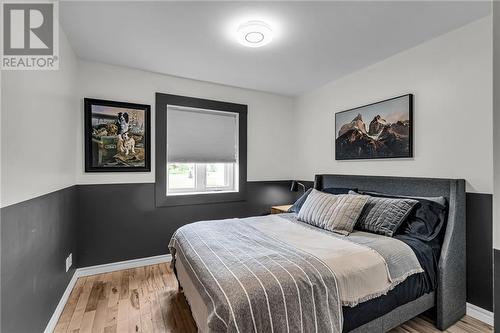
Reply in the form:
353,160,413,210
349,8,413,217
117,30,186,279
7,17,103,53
270,205,293,214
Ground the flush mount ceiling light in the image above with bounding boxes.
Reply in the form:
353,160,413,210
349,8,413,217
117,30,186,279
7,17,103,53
236,20,273,48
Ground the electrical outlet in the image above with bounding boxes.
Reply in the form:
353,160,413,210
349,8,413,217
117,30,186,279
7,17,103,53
65,253,72,272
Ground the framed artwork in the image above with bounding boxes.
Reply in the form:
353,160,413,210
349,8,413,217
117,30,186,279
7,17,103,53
84,98,151,172
335,94,413,160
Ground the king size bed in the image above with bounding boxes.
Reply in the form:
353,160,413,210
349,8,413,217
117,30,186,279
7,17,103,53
169,174,466,332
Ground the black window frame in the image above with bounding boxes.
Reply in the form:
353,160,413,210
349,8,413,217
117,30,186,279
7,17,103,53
155,93,247,207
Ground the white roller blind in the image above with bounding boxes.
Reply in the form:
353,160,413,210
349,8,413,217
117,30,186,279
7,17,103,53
167,106,238,163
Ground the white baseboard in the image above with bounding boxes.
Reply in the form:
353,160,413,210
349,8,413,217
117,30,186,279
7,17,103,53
76,254,171,277
44,254,172,333
43,271,79,333
466,302,494,326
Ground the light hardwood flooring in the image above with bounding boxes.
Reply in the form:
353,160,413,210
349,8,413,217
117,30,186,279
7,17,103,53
54,263,492,333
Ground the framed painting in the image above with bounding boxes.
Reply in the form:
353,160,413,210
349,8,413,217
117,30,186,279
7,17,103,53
335,94,413,160
84,98,151,172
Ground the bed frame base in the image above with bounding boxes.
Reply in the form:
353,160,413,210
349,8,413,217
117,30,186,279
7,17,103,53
349,293,435,332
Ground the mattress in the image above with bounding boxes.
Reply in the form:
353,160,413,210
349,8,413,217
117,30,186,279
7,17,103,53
176,254,210,333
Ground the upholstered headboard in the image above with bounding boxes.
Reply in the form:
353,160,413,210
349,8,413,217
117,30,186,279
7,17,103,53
314,174,466,330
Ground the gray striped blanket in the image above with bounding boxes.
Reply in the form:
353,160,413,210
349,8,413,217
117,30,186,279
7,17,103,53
169,218,343,333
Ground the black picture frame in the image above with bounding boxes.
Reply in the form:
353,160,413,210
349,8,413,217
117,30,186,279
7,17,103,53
335,94,413,160
84,98,151,172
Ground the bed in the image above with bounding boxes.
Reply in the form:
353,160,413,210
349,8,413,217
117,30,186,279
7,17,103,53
169,174,465,332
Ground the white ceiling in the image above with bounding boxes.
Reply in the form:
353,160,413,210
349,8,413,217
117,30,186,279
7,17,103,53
60,1,491,96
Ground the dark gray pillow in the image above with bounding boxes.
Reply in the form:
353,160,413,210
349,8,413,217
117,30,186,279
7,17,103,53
351,191,418,237
359,190,447,241
322,187,358,195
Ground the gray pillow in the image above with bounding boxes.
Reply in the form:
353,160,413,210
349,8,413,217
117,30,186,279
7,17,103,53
288,187,356,213
358,190,447,241
350,190,418,237
298,189,369,235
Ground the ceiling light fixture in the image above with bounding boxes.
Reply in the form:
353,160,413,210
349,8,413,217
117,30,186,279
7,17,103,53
237,20,273,48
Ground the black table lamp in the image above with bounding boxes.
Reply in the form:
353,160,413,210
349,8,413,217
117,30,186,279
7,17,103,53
290,180,306,193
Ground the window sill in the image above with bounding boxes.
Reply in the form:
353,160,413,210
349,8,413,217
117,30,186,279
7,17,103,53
155,189,246,207
167,189,237,196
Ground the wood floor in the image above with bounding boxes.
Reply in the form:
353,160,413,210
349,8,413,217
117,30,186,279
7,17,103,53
54,263,492,333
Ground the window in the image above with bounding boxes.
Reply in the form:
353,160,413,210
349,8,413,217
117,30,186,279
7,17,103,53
167,162,236,194
165,105,239,196
155,93,247,207
167,163,195,190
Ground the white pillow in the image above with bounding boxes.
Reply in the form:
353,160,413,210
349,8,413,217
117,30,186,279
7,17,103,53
298,189,369,235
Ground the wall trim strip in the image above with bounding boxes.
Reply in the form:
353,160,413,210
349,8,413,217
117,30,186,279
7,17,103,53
466,302,494,326
43,254,172,333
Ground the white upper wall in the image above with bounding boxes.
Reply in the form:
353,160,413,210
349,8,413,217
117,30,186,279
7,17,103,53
76,61,295,184
1,28,79,208
293,17,493,194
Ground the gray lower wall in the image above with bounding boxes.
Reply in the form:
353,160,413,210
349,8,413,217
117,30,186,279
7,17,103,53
466,193,493,311
0,181,494,333
76,181,298,266
1,186,78,333
495,249,500,331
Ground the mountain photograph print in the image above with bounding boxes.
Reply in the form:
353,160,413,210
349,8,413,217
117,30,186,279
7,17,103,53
335,94,413,160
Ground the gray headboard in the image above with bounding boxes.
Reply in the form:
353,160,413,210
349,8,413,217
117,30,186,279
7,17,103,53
314,174,466,330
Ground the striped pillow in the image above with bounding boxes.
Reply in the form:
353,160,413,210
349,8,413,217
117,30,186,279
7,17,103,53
298,189,369,235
